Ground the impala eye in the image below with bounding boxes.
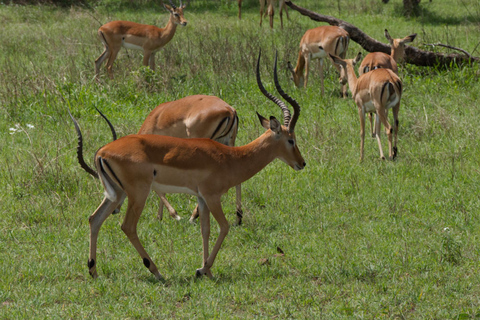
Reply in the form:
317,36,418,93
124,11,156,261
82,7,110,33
288,139,295,146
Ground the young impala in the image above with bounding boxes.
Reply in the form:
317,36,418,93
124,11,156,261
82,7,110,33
331,52,403,161
72,95,242,224
358,29,415,137
95,0,187,80
72,52,305,280
359,29,417,76
288,26,350,96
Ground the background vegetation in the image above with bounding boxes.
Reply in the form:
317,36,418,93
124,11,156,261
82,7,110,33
1,0,480,318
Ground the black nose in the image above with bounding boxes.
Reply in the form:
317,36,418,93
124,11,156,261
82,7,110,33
303,162,306,167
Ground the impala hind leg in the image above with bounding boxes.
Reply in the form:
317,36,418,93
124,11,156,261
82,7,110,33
95,31,109,79
95,49,109,79
154,191,180,221
121,187,164,281
195,196,229,278
375,108,393,160
105,49,120,80
392,104,400,159
88,194,125,278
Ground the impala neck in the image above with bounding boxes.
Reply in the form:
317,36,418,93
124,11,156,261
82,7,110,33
344,62,359,96
162,15,178,43
391,45,404,63
228,130,280,185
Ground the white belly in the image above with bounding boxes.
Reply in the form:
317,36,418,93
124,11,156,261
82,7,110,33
122,41,143,51
152,182,198,196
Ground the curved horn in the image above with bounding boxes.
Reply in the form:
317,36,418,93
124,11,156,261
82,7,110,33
95,107,117,141
273,51,301,132
168,0,177,9
68,108,98,178
256,50,291,127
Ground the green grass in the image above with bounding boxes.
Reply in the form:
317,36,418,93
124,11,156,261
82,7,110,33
1,0,480,318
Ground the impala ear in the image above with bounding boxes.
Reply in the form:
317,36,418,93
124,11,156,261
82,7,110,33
269,116,282,134
257,112,270,130
163,4,173,12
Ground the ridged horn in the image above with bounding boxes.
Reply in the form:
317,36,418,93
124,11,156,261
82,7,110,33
272,51,301,133
256,50,291,127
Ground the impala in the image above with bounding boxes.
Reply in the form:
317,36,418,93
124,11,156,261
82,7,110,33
237,0,288,29
358,29,415,137
72,52,305,280
94,0,187,80
288,26,350,97
259,0,288,29
330,52,403,161
359,29,417,76
138,95,242,224
72,95,242,224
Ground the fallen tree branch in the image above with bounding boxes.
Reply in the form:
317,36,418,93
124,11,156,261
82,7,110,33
285,0,479,67
423,43,472,58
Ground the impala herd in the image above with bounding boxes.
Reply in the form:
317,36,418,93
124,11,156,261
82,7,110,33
71,0,417,280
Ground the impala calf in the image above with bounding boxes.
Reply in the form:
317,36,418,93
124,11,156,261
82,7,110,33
331,52,403,160
73,52,305,280
95,0,187,80
359,29,417,76
288,26,350,96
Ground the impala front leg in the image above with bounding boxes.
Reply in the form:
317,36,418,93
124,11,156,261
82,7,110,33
143,51,153,70
148,52,156,71
196,196,229,278
358,105,366,161
196,197,213,278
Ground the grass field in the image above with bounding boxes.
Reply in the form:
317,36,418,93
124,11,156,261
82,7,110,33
1,0,480,318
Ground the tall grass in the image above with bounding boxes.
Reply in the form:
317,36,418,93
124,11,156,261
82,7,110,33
1,0,480,318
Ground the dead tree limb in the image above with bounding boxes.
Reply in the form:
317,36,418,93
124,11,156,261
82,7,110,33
285,0,479,67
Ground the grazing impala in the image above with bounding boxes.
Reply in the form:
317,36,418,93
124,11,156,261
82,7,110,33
358,29,415,137
72,52,305,280
331,52,403,161
359,29,417,76
95,0,187,80
288,26,350,96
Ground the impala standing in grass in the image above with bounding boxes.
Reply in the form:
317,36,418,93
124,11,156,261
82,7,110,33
237,0,289,29
331,52,403,161
359,29,417,76
95,0,187,80
288,26,349,97
72,52,305,280
358,29,415,137
71,95,242,224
